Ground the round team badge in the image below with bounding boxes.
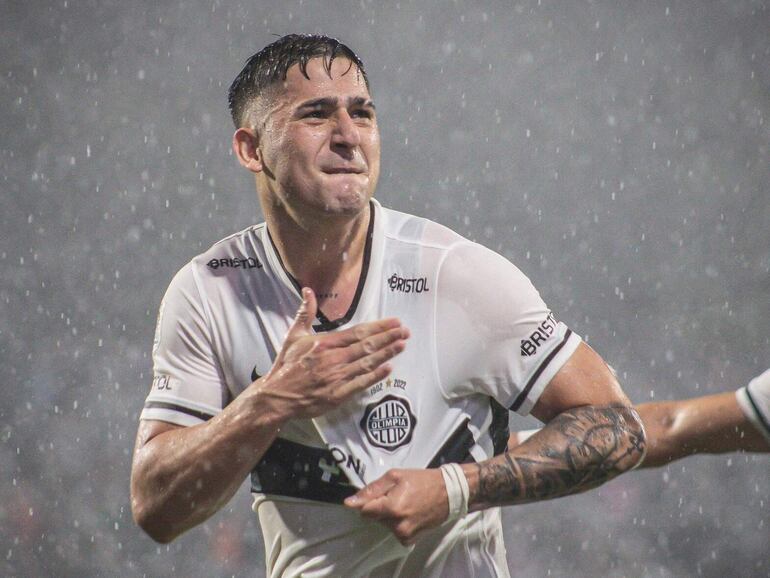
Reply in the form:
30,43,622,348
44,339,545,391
360,395,417,451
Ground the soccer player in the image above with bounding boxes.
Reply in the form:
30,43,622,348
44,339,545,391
509,369,770,467
130,34,646,577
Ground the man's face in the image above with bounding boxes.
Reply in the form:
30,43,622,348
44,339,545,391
255,57,380,219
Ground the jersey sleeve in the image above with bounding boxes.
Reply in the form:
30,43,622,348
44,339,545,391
435,241,582,415
140,262,227,427
735,368,770,443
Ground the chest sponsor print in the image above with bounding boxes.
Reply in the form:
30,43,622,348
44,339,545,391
387,273,430,294
207,256,263,270
360,394,417,451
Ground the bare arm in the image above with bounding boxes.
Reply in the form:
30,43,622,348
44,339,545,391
346,343,645,544
131,288,409,542
636,392,768,468
130,399,282,543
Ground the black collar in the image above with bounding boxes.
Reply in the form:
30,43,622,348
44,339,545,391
266,201,375,332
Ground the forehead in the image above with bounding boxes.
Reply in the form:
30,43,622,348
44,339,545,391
277,56,371,105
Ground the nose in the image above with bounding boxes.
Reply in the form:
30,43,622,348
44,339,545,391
331,109,361,150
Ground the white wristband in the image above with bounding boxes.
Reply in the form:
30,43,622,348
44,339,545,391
439,463,469,521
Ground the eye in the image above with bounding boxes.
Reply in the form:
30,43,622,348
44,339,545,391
351,108,373,119
303,109,326,119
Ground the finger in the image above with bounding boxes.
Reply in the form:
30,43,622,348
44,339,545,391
396,521,420,546
326,318,404,348
340,339,407,384
286,287,317,337
334,361,395,400
345,472,399,509
340,326,410,363
357,497,392,520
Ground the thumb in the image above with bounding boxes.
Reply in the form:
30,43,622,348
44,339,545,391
288,287,317,336
269,288,317,373
345,472,398,508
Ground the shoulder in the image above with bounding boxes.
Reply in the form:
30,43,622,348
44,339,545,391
739,368,770,422
376,203,536,296
747,369,770,397
189,223,266,274
440,240,536,297
161,223,266,305
379,204,468,251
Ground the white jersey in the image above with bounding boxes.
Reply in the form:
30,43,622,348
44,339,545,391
141,199,582,577
736,368,770,443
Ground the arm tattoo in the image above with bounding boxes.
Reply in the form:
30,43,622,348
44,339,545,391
473,405,646,507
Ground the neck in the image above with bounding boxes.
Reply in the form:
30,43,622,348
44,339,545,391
263,199,371,293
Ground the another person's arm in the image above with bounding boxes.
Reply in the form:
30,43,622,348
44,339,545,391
509,369,770,467
131,287,409,542
638,369,770,467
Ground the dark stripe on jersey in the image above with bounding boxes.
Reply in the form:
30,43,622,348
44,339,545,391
426,403,509,469
745,387,770,436
266,226,302,295
265,202,375,333
221,385,234,409
427,419,475,468
143,401,215,422
314,203,375,331
510,329,573,412
489,398,511,456
251,437,357,504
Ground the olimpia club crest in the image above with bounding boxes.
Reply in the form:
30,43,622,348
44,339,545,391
360,395,417,451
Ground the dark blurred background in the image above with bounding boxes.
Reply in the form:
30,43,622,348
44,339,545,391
2,0,768,576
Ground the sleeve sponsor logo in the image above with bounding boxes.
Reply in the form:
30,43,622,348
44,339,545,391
387,274,430,293
152,374,173,390
520,312,558,357
206,256,263,270
360,395,417,451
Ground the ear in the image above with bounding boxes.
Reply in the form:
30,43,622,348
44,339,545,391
232,127,263,173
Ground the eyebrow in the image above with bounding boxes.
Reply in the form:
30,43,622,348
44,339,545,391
297,96,376,111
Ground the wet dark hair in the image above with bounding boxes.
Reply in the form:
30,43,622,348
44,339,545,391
228,34,369,128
